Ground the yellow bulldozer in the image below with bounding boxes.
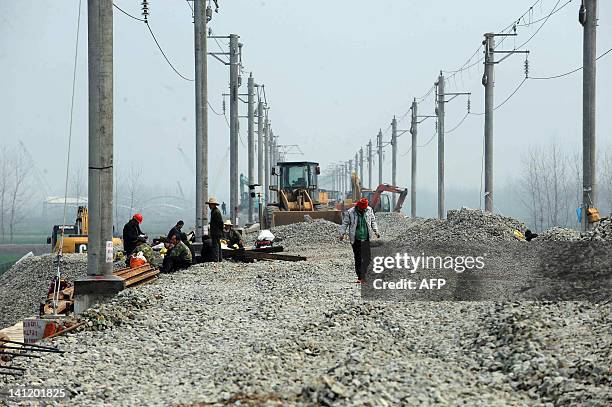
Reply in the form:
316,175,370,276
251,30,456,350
265,161,342,228
47,206,122,254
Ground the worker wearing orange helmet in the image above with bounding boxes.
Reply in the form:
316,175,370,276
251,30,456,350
122,213,147,265
338,198,380,284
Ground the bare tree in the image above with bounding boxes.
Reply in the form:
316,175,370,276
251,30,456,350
0,147,9,243
126,164,143,217
518,142,573,231
7,148,32,242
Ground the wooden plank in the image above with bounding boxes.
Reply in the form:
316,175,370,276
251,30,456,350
124,269,160,287
116,266,156,281
114,264,150,278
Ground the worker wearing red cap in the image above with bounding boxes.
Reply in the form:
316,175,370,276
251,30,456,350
122,213,147,266
338,198,380,283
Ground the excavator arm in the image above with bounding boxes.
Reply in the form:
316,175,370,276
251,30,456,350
369,184,409,212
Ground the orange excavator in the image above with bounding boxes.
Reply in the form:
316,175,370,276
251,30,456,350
364,184,408,213
339,172,408,213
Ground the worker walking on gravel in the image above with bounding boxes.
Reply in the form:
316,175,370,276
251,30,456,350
338,198,380,284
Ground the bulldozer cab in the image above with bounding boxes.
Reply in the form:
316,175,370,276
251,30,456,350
266,161,341,227
277,162,319,192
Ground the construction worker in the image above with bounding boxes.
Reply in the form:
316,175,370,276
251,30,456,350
167,220,184,241
161,234,192,273
338,198,380,284
222,220,244,249
207,196,224,262
123,213,147,266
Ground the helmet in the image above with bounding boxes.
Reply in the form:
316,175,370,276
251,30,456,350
133,213,143,223
356,198,369,210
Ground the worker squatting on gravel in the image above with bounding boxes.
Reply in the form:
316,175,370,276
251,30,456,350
160,234,193,273
338,197,380,284
122,213,147,266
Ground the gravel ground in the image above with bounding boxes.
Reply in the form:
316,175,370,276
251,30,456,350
1,210,610,406
0,255,124,329
0,254,88,328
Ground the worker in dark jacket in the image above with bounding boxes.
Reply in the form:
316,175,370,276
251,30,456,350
161,234,192,273
122,213,147,265
167,220,184,241
207,196,224,262
222,220,244,249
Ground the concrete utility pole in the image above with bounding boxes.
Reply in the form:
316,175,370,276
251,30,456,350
410,99,417,218
346,162,351,195
483,34,494,213
336,165,342,198
339,164,344,197
436,72,445,219
247,73,255,224
269,128,276,203
87,0,114,278
229,34,240,224
482,33,528,213
367,140,373,189
257,100,264,190
194,0,208,241
582,0,597,230
348,159,353,195
377,129,383,186
263,111,270,203
76,0,123,312
359,147,364,185
391,116,398,208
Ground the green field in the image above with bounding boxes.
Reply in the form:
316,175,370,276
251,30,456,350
0,253,20,276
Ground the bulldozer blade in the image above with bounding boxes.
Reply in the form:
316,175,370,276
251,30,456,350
272,210,342,227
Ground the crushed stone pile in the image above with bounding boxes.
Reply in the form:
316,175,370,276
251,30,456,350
581,216,612,241
0,254,88,329
465,302,611,406
538,226,582,242
446,207,526,241
0,254,126,329
268,219,346,249
387,208,527,248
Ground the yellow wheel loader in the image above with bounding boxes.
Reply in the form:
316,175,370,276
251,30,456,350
265,161,342,228
47,206,122,254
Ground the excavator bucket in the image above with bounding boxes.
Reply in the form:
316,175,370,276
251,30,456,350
271,210,343,228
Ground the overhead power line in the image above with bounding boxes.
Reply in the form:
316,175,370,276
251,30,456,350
445,111,470,134
494,77,528,111
514,0,563,51
113,3,145,21
145,23,194,81
208,101,224,116
530,47,612,80
113,2,194,81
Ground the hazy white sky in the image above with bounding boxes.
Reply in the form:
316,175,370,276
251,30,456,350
1,0,611,208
